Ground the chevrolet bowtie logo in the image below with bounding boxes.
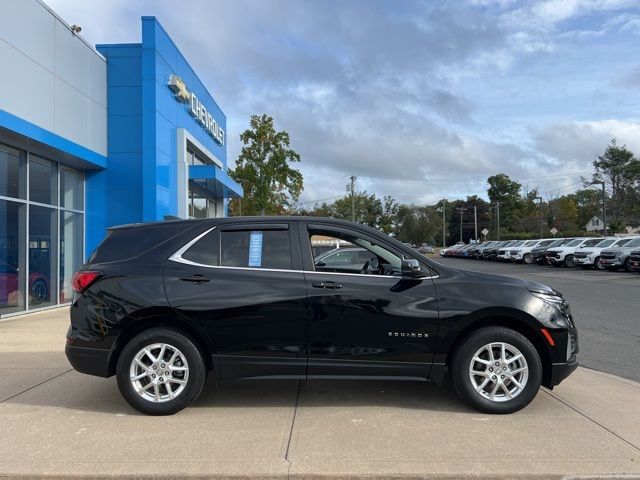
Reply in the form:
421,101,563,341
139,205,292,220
168,74,190,104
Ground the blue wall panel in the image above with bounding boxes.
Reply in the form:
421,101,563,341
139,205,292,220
87,16,233,256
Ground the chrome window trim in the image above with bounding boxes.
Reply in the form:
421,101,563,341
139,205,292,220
168,226,440,280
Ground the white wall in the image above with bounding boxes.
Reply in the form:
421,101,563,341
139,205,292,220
0,0,107,156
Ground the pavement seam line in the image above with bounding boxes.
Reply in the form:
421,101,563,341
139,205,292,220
542,389,640,453
0,368,73,403
284,380,303,463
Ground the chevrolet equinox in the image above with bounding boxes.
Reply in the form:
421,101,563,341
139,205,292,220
65,217,578,415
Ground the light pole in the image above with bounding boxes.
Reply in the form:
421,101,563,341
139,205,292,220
590,180,606,236
441,199,446,247
473,205,478,243
495,202,501,240
456,206,467,243
534,196,543,239
349,175,356,222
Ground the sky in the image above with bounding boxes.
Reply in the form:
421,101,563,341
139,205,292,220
46,0,640,207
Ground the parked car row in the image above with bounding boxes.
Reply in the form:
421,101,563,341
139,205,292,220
440,236,640,272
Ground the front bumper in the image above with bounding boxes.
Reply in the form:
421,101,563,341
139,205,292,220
574,256,594,266
599,258,623,268
547,356,578,388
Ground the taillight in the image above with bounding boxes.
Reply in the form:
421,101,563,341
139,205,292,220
72,271,102,293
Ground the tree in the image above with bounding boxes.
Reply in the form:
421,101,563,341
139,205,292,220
378,196,399,235
487,174,523,233
588,139,640,224
332,191,383,227
396,205,437,246
229,114,303,216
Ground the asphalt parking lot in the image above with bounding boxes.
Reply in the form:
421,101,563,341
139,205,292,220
433,256,640,383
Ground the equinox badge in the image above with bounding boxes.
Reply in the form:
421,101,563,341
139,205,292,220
389,332,429,338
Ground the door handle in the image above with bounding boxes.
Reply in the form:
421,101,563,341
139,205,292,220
179,274,210,283
312,281,342,290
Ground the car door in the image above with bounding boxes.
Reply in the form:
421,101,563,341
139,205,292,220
163,221,309,380
300,222,440,379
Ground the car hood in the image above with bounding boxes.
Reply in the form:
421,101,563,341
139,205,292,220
461,269,554,294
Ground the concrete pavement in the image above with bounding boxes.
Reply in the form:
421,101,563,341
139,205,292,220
1,308,639,479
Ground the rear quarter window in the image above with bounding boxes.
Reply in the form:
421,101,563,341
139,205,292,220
221,229,291,270
89,223,193,264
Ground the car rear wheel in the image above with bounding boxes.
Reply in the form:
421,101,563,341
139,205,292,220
523,253,533,264
450,326,542,414
116,328,206,415
564,255,575,268
30,279,48,305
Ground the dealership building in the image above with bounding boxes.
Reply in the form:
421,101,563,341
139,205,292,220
0,1,242,317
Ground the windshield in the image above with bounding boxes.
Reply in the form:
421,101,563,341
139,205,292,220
539,240,556,247
613,238,632,247
626,237,640,247
595,239,615,248
583,239,603,247
524,241,538,247
566,239,583,247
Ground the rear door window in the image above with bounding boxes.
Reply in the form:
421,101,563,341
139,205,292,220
221,229,292,270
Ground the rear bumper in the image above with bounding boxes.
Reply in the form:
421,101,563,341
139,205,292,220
65,344,112,377
546,356,578,388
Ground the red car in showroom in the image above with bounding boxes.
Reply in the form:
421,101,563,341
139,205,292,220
0,262,49,306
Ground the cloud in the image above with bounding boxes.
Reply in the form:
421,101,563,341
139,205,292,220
43,0,640,206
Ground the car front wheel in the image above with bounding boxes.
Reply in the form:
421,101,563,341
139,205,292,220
450,326,542,414
564,255,575,268
116,328,206,415
523,253,533,264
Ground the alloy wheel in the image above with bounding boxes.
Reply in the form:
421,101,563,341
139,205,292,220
30,280,48,305
595,257,605,270
523,253,532,264
129,343,189,403
565,255,575,268
468,342,529,402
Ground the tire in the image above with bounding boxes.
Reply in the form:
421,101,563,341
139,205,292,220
564,255,575,268
623,258,631,272
594,257,605,271
523,253,533,264
30,279,48,305
450,326,542,414
116,328,207,415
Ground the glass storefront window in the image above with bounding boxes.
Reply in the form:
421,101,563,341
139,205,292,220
0,144,26,199
29,206,57,308
0,145,85,317
192,192,207,218
60,211,83,303
29,156,57,205
0,200,26,315
60,167,84,210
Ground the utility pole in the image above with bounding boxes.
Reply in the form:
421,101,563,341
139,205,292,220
456,206,467,243
534,196,543,239
441,198,446,247
473,205,478,243
349,175,356,222
495,202,501,240
590,180,607,236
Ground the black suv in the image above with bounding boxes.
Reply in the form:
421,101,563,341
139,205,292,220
66,217,578,415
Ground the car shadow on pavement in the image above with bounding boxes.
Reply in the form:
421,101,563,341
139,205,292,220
194,377,473,414
2,351,472,415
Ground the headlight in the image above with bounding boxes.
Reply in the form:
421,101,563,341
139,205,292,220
530,289,573,328
530,290,564,309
